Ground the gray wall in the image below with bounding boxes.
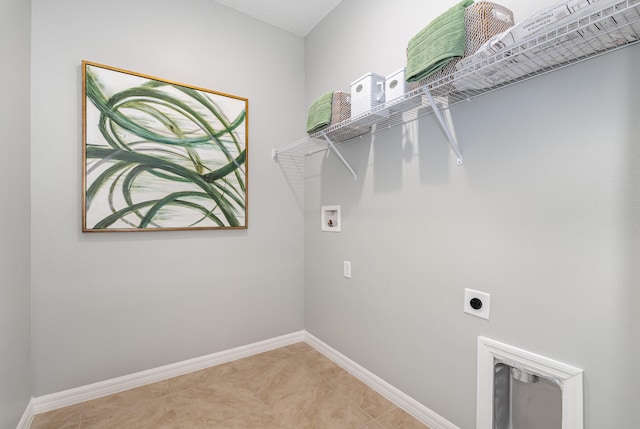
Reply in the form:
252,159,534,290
304,1,640,428
30,0,306,396
0,0,32,427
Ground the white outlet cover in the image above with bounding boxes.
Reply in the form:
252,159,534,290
464,288,490,320
343,261,352,279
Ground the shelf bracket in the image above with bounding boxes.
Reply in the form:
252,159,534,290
422,87,463,165
320,131,358,182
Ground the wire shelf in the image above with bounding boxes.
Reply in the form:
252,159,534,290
273,0,640,168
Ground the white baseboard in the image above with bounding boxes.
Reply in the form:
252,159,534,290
16,398,34,429
32,331,305,415
304,332,461,429
30,330,457,429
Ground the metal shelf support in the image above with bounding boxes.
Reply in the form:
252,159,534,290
321,131,358,182
422,87,463,165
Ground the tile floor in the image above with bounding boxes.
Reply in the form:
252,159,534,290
31,342,431,429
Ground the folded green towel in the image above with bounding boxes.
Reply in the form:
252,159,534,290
306,91,334,133
406,0,474,82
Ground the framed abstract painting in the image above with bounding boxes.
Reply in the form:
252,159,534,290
82,61,248,232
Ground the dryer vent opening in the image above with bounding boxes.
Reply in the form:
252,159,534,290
477,337,584,429
493,362,562,429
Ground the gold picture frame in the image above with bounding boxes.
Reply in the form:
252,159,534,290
82,61,248,232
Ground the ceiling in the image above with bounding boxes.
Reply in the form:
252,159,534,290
213,0,343,37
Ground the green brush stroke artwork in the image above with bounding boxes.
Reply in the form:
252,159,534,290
82,61,248,231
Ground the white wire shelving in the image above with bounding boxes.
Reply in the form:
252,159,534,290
272,0,640,180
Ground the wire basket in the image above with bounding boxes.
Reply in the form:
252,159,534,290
410,2,515,95
310,91,371,143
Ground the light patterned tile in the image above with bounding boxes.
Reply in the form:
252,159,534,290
254,355,328,404
80,395,180,429
188,351,327,405
173,351,326,406
360,419,387,429
171,384,267,428
31,403,84,429
270,381,374,429
331,374,397,419
376,407,432,429
207,405,282,429
301,349,350,382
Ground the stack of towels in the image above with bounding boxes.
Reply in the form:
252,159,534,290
406,0,474,83
306,91,334,134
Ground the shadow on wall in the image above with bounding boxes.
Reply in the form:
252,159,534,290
320,136,372,212
415,115,453,185
373,126,403,192
373,113,453,193
320,112,457,203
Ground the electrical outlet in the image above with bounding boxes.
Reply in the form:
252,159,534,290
343,261,352,279
464,288,490,320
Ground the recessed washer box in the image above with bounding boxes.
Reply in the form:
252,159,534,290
321,205,341,232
